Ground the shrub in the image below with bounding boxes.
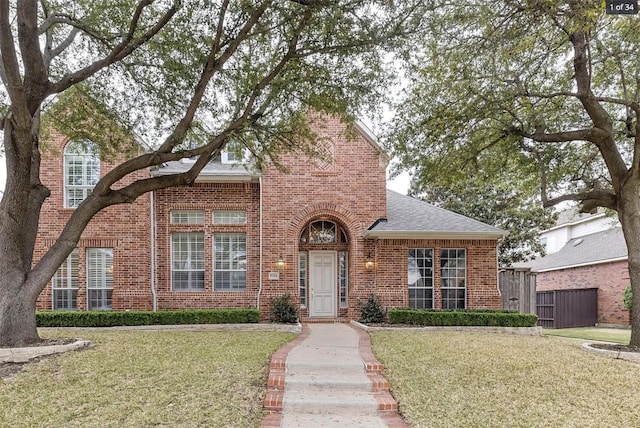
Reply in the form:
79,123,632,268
387,308,538,327
269,293,298,323
624,285,633,312
36,308,260,327
359,294,386,324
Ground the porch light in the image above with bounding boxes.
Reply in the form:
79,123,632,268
277,257,285,268
365,255,374,270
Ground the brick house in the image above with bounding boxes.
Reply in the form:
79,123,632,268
35,117,506,320
526,227,630,326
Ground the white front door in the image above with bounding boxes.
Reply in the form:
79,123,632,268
309,251,336,317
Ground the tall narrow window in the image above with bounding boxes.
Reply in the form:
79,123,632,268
299,252,307,307
64,140,100,208
52,249,79,310
87,248,113,310
408,249,433,309
441,249,466,309
339,251,348,308
171,232,205,291
214,233,246,291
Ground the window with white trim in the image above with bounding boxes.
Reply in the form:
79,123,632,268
214,233,246,291
408,248,433,309
213,210,246,225
299,252,307,307
171,210,204,224
441,249,466,309
52,249,79,310
64,140,100,208
221,142,248,164
87,248,113,310
171,232,205,291
339,251,348,308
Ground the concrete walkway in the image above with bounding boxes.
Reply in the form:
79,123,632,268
262,323,406,427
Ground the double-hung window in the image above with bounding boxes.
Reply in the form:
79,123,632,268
408,249,433,309
64,141,100,208
171,232,205,291
441,249,466,309
214,233,246,291
87,248,113,310
52,249,79,310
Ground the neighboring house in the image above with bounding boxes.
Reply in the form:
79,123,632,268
34,116,506,320
521,209,629,326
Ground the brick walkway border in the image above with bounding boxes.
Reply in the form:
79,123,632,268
260,323,407,428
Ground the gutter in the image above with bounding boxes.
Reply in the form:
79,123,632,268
150,190,157,311
534,256,628,273
256,176,263,311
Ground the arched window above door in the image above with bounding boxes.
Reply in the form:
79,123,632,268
300,220,348,244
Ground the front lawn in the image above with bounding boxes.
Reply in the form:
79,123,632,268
543,327,631,344
372,331,640,427
0,329,294,427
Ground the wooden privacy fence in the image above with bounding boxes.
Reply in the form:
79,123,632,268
498,268,536,314
536,288,598,329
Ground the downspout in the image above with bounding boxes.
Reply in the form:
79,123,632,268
256,176,264,311
150,190,158,311
496,238,502,298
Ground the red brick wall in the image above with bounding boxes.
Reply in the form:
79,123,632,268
372,239,502,311
35,130,152,311
536,261,631,325
35,118,502,320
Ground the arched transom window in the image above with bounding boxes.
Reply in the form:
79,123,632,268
300,220,348,244
64,140,100,208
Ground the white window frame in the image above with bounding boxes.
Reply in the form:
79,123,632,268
64,140,100,208
171,232,205,291
171,210,205,224
339,251,348,308
213,233,247,291
52,249,79,310
299,252,307,308
87,248,113,311
440,248,467,310
221,142,249,164
408,248,434,310
213,210,247,225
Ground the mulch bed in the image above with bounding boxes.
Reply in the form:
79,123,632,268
0,338,79,380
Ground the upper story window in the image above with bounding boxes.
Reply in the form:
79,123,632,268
64,140,100,208
221,142,248,164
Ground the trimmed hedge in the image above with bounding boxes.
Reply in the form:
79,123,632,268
36,308,260,327
387,308,538,327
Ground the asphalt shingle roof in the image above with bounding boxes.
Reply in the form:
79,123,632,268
365,191,507,239
522,227,627,272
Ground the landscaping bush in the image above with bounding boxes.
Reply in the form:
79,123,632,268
387,308,538,327
269,293,298,323
359,294,386,323
36,308,260,327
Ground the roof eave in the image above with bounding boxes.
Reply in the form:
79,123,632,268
533,256,628,273
363,230,508,240
150,170,260,183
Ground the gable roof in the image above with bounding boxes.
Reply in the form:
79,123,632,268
364,191,507,240
151,156,259,183
523,227,627,272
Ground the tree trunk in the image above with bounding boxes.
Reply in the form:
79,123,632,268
0,281,40,347
618,190,640,348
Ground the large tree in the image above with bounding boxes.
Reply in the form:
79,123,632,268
387,0,640,346
0,0,424,347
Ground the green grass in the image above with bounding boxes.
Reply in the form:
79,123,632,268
543,327,631,344
0,329,295,427
372,331,640,427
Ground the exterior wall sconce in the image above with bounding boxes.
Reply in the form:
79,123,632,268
277,257,285,269
365,255,374,270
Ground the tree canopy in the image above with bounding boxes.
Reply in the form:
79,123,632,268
386,0,640,346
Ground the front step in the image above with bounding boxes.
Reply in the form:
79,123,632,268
281,412,389,428
283,389,379,415
285,373,372,392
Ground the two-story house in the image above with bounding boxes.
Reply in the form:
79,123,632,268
35,116,506,320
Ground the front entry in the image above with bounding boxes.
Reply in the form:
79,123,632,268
309,251,336,317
